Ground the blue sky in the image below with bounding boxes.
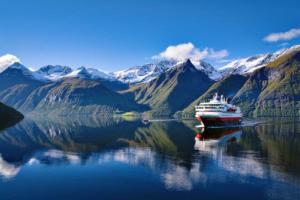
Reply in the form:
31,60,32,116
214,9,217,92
0,0,300,71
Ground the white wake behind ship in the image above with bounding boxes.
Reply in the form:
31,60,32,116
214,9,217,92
195,93,242,127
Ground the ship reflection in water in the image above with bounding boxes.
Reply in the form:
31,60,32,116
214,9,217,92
0,117,299,200
194,127,242,152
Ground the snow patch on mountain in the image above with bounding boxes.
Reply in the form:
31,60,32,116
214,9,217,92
61,66,116,81
37,65,73,81
219,45,300,76
194,60,222,80
219,53,274,75
113,59,222,83
35,65,116,81
112,60,175,84
63,67,91,79
86,68,116,81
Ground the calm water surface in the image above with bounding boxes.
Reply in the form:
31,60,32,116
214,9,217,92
0,117,299,200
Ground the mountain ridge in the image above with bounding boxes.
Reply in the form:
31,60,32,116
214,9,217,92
0,45,300,117
2,44,299,85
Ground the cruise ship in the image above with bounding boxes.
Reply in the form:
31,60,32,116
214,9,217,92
195,93,242,127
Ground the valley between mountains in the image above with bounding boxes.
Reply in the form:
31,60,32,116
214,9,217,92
0,45,300,117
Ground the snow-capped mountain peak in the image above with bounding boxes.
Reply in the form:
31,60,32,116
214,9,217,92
219,53,274,75
4,62,49,82
112,60,175,84
61,66,116,81
194,60,222,80
112,59,222,84
36,65,73,81
0,54,20,73
63,66,91,79
219,44,300,76
1,44,299,84
86,68,116,81
34,65,115,81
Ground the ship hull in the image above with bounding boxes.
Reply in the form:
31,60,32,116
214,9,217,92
196,116,242,126
196,114,242,127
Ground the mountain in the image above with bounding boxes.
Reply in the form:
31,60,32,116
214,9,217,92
33,78,144,116
36,65,116,82
219,45,300,76
0,63,47,111
0,101,23,130
37,66,126,91
1,45,300,117
122,59,214,116
2,62,49,82
65,67,127,91
0,63,131,114
113,59,222,84
193,60,222,80
181,45,300,117
36,65,73,81
86,68,116,81
232,46,300,116
113,60,175,84
62,66,93,79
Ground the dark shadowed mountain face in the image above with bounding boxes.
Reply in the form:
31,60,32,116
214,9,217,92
123,59,214,116
0,102,23,130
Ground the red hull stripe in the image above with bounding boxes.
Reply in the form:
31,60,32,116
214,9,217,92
197,117,241,122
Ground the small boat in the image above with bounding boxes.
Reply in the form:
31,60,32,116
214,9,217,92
195,93,242,127
141,119,150,124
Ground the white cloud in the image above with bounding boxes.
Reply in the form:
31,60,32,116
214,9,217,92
0,54,20,73
278,42,289,47
207,49,229,59
264,28,300,43
153,42,228,65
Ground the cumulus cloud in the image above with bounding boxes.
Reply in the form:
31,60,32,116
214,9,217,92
153,42,228,65
0,54,20,73
264,28,300,43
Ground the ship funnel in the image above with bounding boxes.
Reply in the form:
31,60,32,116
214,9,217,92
213,93,218,101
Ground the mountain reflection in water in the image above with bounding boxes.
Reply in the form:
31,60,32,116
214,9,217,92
0,117,299,200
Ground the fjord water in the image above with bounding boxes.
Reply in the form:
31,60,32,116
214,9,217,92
0,117,299,200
